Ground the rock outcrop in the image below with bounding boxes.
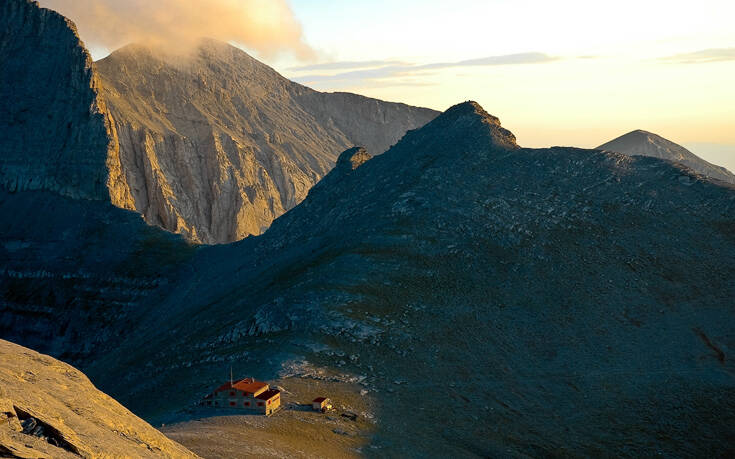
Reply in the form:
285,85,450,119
96,40,438,243
0,339,198,458
598,129,735,184
96,102,735,457
336,147,373,171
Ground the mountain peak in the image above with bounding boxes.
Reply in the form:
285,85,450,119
443,101,501,124
404,100,519,151
598,130,735,185
102,38,254,62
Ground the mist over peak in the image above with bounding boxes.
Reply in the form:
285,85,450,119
38,0,315,60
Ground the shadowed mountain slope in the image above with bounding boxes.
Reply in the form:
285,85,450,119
0,0,129,203
598,129,735,185
93,102,735,457
96,40,438,243
0,0,429,362
0,0,195,365
0,339,198,458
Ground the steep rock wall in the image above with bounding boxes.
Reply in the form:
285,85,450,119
96,40,438,243
0,0,132,204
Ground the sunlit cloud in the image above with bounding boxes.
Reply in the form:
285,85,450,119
659,47,735,64
39,0,314,60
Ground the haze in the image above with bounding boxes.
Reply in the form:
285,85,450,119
41,0,735,171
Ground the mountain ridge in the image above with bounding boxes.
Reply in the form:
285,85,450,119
598,129,735,184
96,38,439,243
91,101,735,456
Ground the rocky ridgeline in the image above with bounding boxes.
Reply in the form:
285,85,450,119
0,339,198,458
99,102,735,456
0,0,433,360
95,40,437,243
598,129,735,184
1,1,437,245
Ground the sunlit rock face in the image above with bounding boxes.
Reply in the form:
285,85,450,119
0,339,198,458
96,40,438,243
1,1,437,245
598,129,735,185
0,0,131,204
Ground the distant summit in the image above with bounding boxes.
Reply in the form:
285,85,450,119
598,130,735,185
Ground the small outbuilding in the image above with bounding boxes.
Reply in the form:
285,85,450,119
312,397,331,412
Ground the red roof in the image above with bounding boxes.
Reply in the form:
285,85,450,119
213,378,267,394
313,397,327,403
234,380,268,394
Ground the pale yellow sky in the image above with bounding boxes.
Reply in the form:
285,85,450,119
43,0,735,171
282,0,735,171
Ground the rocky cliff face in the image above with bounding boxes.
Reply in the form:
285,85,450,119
0,0,193,365
1,2,437,245
0,339,198,458
598,129,735,185
0,0,131,204
96,102,735,457
95,40,438,243
0,0,432,360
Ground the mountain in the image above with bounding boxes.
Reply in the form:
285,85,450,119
0,339,198,458
598,130,735,184
0,0,128,202
1,0,437,246
91,102,735,457
3,1,735,456
95,40,438,243
0,0,431,360
0,0,194,365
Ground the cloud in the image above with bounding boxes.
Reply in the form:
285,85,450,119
39,0,314,60
293,52,558,86
288,60,407,72
426,52,559,69
659,47,735,64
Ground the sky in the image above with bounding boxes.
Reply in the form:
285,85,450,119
42,0,735,171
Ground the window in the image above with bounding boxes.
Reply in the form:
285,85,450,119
257,402,264,407
207,401,212,406
229,401,235,406
267,400,271,405
230,391,235,396
244,402,250,406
